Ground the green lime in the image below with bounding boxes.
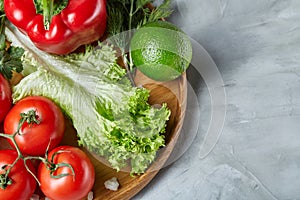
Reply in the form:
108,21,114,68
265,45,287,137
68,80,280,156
130,21,192,82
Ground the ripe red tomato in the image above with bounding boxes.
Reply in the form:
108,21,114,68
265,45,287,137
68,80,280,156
4,96,65,156
0,150,36,200
0,74,12,123
38,146,95,200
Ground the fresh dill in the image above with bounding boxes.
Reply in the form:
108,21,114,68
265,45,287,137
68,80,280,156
106,0,173,85
106,0,173,35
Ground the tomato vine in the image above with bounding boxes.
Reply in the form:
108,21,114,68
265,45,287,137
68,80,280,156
0,109,74,188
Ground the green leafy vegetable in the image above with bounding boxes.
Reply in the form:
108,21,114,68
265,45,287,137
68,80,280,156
0,4,24,80
6,24,170,174
0,46,24,79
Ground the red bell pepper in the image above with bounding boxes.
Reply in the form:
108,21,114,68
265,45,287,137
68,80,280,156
4,0,107,55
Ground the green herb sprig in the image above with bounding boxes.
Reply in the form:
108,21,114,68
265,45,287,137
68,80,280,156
107,0,173,35
106,0,173,85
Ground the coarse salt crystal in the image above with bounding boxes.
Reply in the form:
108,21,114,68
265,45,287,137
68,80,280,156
151,104,162,109
87,191,94,200
104,177,120,191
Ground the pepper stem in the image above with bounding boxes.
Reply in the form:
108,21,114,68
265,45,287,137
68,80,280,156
42,0,54,30
33,0,69,30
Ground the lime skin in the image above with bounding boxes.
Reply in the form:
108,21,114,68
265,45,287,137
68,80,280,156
130,21,192,82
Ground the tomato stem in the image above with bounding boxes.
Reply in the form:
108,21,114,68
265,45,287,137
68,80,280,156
0,117,28,187
23,156,47,186
19,109,40,128
0,142,24,189
49,150,75,180
0,170,13,189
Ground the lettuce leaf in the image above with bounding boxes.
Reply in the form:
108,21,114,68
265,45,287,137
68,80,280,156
6,24,170,174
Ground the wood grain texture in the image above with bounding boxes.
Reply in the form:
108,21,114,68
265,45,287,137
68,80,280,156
0,70,187,199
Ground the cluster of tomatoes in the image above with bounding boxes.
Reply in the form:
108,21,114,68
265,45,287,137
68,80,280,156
0,74,95,200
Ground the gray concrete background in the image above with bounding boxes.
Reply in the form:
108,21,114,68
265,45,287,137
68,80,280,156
135,0,300,199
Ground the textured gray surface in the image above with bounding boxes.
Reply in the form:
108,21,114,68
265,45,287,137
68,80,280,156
134,0,300,199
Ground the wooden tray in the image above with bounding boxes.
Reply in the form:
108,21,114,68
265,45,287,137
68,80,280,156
0,70,187,199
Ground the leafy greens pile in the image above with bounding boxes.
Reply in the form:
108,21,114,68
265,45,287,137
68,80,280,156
6,22,170,174
4,0,174,174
